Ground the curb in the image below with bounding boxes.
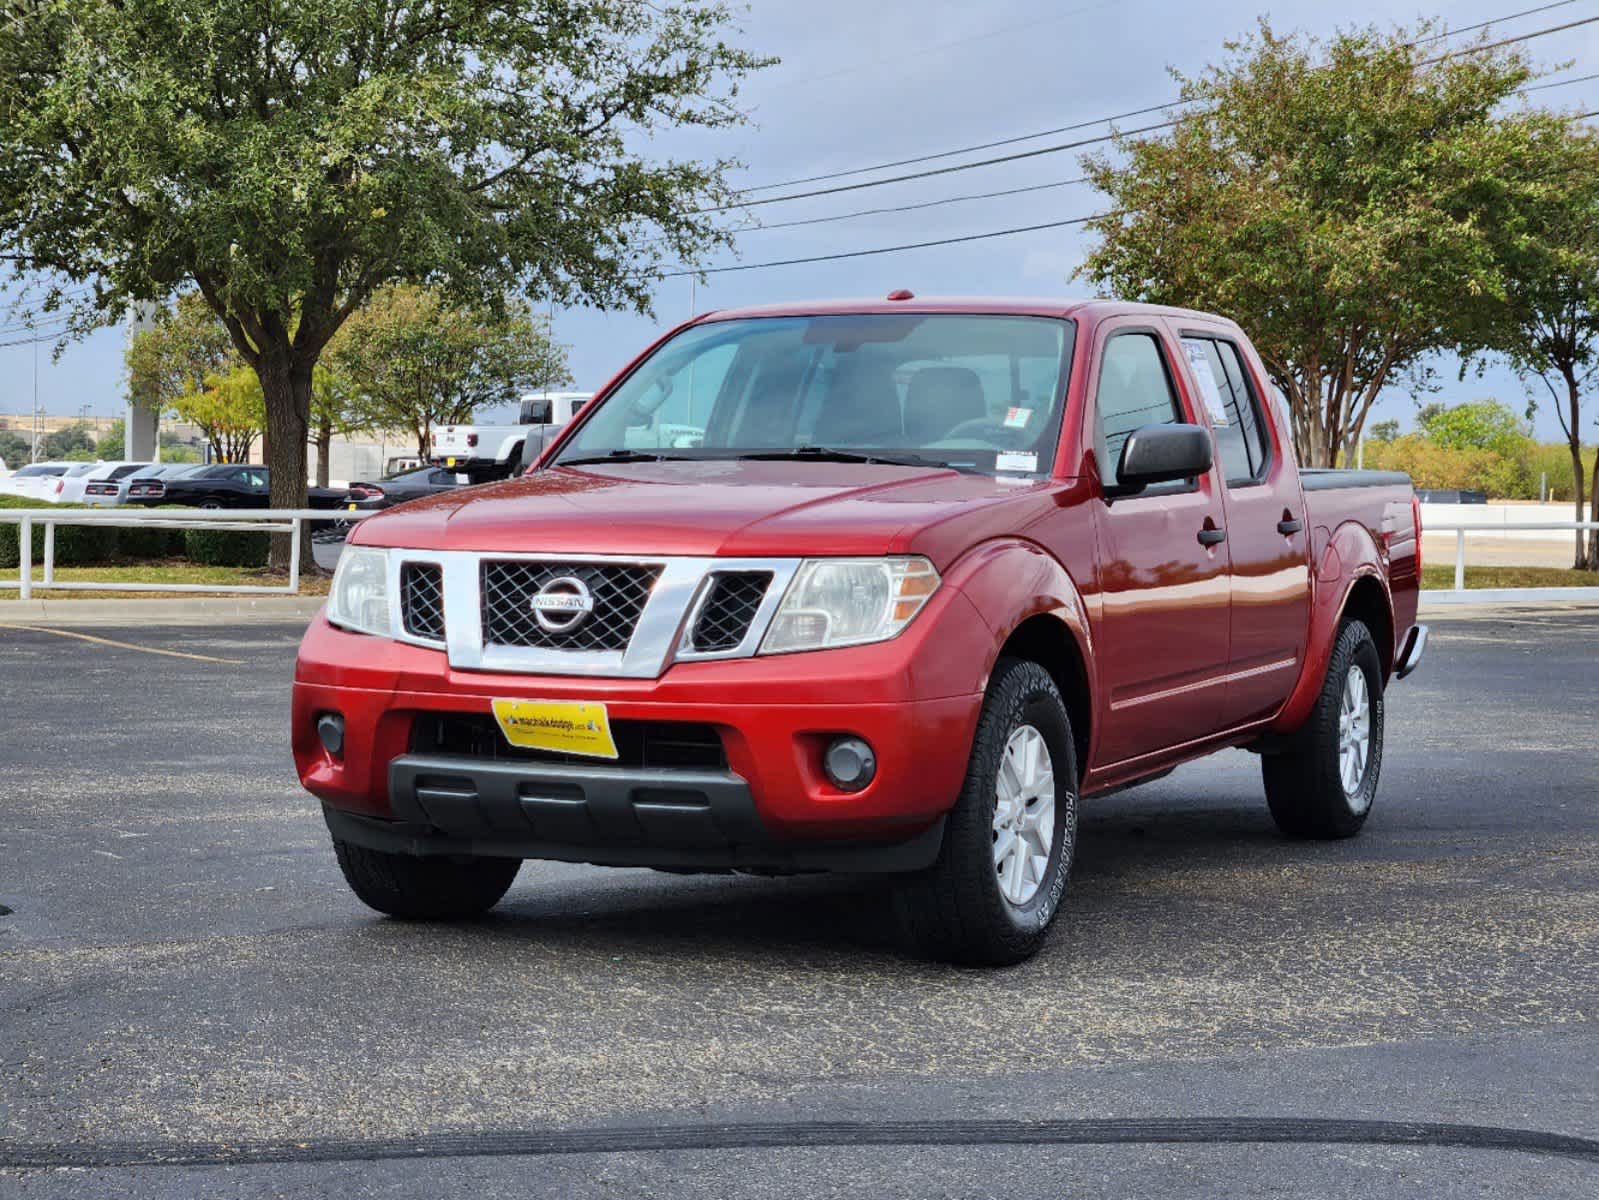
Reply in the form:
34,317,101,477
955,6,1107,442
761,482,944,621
0,596,325,625
1419,587,1599,610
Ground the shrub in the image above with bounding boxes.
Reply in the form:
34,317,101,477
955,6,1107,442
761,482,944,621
184,526,268,567
116,506,190,559
0,497,119,569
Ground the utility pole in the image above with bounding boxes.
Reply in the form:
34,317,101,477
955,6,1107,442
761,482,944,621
30,338,40,462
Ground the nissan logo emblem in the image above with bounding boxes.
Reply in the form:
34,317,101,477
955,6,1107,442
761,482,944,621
530,575,595,633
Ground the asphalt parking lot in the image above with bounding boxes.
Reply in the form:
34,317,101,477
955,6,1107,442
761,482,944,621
1,608,1596,1197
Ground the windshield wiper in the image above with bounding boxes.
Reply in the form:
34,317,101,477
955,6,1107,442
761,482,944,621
558,450,697,466
737,446,968,471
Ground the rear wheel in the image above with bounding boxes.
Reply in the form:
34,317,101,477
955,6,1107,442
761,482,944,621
894,657,1078,966
332,839,521,919
1262,619,1385,839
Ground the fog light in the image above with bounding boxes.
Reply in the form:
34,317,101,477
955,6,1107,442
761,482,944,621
316,713,345,759
823,736,876,792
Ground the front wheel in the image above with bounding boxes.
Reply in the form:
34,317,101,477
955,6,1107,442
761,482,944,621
1262,619,1385,839
894,657,1079,966
333,839,521,919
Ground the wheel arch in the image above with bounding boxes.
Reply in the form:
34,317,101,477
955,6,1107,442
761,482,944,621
944,537,1097,774
995,613,1092,774
1270,520,1397,734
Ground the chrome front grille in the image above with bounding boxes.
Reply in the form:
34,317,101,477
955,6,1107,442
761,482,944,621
383,551,800,677
400,563,445,641
690,571,773,652
480,560,663,650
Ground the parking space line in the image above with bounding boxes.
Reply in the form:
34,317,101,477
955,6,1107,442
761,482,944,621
0,623,245,665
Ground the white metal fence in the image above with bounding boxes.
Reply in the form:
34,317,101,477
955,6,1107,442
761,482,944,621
0,507,375,601
1428,521,1599,599
3,508,1598,605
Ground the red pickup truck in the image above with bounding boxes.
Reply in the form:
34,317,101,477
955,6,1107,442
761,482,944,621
293,297,1425,965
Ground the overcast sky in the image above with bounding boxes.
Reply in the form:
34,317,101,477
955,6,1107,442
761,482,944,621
4,0,1597,440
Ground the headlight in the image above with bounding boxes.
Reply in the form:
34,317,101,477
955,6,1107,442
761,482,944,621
327,546,391,637
761,557,939,654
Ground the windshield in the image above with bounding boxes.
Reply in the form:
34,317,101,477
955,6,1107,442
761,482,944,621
554,314,1075,476
14,465,68,478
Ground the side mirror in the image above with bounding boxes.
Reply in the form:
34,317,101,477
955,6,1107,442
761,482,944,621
1111,423,1213,496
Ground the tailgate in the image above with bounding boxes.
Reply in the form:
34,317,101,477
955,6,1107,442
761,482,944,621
432,427,476,457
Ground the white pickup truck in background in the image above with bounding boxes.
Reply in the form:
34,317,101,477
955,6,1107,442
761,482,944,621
429,391,592,480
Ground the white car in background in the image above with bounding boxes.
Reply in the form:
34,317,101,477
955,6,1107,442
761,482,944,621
51,461,132,504
79,461,158,505
0,461,83,503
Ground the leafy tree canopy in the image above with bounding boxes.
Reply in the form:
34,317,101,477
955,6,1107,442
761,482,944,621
173,363,266,464
41,422,96,460
1078,20,1551,467
1416,398,1532,458
329,284,570,457
1,0,770,561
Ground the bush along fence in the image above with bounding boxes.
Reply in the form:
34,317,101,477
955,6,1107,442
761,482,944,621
0,497,268,569
0,503,373,598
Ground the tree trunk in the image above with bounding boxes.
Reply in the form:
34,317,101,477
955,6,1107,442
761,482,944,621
1588,445,1598,572
315,418,333,489
256,349,315,573
1559,368,1589,570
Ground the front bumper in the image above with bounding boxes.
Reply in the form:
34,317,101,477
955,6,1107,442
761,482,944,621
294,597,994,870
326,753,946,872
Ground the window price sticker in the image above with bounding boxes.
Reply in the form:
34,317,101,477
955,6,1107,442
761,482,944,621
1003,407,1033,429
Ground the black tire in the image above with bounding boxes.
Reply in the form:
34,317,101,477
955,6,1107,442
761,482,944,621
894,657,1079,966
1262,619,1385,839
332,839,521,919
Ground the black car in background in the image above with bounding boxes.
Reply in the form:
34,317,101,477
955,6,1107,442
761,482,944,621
128,464,345,509
338,465,468,514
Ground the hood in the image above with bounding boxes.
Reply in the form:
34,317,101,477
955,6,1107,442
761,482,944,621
351,459,1059,565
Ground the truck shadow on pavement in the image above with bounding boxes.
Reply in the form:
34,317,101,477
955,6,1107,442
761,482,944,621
418,800,1305,963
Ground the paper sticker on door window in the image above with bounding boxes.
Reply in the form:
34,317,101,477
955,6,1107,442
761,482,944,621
995,451,1039,474
1003,407,1033,429
1181,338,1231,424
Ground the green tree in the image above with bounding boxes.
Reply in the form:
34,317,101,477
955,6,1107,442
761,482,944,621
1368,419,1400,444
0,1,770,567
126,294,238,414
172,365,266,463
1078,21,1538,467
1417,400,1532,458
0,429,30,467
41,422,96,460
329,285,569,458
1475,122,1599,567
97,418,126,460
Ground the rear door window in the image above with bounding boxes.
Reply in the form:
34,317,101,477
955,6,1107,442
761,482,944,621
1180,336,1269,484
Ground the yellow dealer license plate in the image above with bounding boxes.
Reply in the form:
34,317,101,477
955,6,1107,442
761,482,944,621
491,698,618,760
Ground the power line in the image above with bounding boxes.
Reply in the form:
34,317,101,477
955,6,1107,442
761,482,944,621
735,102,1176,195
733,6,1599,205
1416,13,1599,66
728,65,1599,237
672,105,1599,278
1523,68,1599,91
702,119,1174,213
663,214,1105,277
1410,0,1584,45
735,175,1092,234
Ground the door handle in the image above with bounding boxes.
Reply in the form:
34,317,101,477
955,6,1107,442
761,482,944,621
1197,526,1227,546
1277,517,1304,535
